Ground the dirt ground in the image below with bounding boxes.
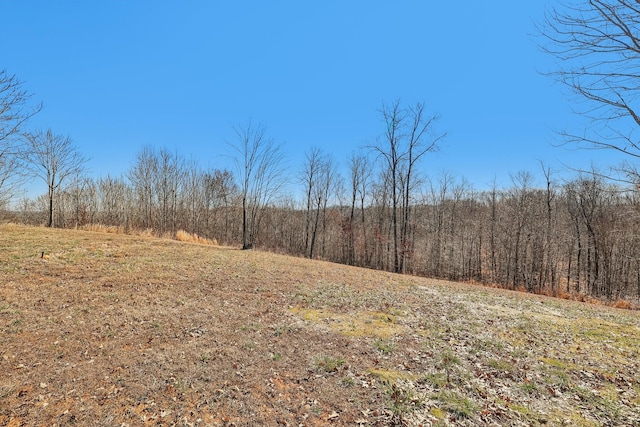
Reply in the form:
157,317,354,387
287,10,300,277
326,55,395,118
1,224,639,426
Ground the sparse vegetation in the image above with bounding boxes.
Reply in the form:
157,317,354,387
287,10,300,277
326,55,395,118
386,382,423,425
373,338,395,354
1,224,640,426
434,390,477,419
439,349,460,384
314,355,345,373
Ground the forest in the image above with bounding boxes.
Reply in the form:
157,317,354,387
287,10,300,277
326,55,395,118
10,137,640,302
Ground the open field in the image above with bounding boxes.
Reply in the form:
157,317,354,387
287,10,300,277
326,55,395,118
1,224,639,426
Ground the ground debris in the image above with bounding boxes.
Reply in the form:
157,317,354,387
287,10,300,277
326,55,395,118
1,225,639,426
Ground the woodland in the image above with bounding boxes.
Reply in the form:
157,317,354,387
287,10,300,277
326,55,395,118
3,1,640,302
11,139,640,302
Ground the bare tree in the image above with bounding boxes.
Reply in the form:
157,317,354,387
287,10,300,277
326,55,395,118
540,162,560,292
97,175,131,229
66,174,97,227
0,70,42,204
373,101,403,272
203,169,238,243
539,1,640,176
301,147,323,255
128,146,159,229
155,148,184,235
370,100,445,273
23,129,87,227
345,152,372,265
230,121,287,250
399,102,446,272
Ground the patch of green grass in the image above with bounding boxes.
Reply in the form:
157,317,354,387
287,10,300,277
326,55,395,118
572,384,622,422
341,375,355,387
439,349,460,384
314,355,344,373
6,317,22,334
424,372,447,389
540,357,570,369
540,357,573,390
508,402,532,416
520,380,539,395
240,322,262,332
105,292,118,300
471,336,506,353
435,390,477,419
373,338,395,354
486,358,513,372
150,320,162,329
548,409,599,427
271,325,284,336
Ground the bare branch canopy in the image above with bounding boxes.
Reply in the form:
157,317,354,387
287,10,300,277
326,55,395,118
23,129,88,227
0,69,42,205
538,0,640,176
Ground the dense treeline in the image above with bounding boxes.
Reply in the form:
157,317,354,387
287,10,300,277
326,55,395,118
12,142,640,302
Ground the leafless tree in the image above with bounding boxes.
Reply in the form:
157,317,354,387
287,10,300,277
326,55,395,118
97,175,131,229
345,152,373,265
202,169,238,243
128,146,159,229
370,100,445,273
23,129,87,227
540,162,560,292
539,0,640,178
155,148,184,235
66,174,97,227
230,121,287,250
0,70,42,204
504,171,538,290
301,147,323,255
314,155,340,259
299,147,341,259
126,146,186,235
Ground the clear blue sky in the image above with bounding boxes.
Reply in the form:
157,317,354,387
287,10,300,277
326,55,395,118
0,1,625,197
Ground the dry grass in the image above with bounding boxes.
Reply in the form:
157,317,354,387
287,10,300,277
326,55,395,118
175,230,218,246
78,223,127,234
614,299,633,310
1,224,640,426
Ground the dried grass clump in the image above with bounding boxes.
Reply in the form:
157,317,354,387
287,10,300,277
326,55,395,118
79,224,125,234
175,229,218,246
614,299,632,310
554,289,574,301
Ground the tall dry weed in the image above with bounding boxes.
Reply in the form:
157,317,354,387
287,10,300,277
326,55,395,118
175,229,218,246
614,299,632,310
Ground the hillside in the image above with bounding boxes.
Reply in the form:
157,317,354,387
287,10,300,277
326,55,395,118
1,224,639,426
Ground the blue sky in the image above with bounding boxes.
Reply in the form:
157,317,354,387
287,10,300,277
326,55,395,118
1,1,626,196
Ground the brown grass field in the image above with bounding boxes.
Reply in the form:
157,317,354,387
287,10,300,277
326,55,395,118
1,224,639,426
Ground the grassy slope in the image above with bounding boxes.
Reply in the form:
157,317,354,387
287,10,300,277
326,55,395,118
1,224,639,426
